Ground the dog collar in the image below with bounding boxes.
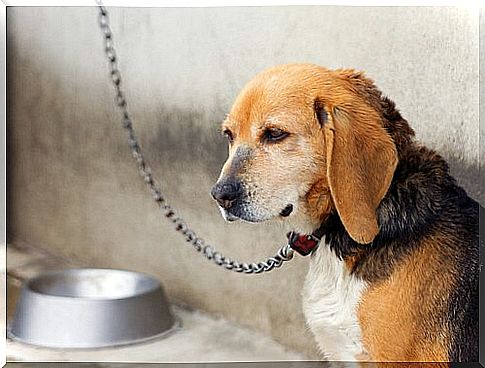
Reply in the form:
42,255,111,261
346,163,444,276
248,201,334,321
286,230,323,256
286,222,326,256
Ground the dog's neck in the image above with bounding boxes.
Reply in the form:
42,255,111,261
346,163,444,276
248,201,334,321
319,141,465,281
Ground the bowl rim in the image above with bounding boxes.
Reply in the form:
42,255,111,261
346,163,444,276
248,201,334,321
23,267,163,302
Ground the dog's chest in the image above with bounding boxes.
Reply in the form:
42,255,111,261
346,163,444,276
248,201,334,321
302,241,368,361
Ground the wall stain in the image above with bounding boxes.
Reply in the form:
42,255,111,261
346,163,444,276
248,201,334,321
141,104,228,179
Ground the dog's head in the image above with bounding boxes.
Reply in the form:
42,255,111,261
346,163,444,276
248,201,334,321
211,64,398,244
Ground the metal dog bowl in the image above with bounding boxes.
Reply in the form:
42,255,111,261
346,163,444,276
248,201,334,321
9,268,178,348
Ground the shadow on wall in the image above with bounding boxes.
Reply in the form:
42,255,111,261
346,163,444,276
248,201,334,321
446,156,483,206
141,105,483,207
146,104,228,179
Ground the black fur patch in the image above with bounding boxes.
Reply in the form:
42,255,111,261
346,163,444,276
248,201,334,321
445,202,480,362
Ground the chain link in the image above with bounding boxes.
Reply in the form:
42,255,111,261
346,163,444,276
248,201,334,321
96,5,295,274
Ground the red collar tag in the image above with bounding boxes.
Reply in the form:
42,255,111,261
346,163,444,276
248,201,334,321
286,231,321,256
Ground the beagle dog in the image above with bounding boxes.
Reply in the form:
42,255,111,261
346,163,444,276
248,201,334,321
211,64,479,362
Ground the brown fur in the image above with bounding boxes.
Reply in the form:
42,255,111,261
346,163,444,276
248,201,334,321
358,232,457,362
324,103,398,244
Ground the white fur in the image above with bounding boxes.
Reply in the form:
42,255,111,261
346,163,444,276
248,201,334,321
302,238,368,361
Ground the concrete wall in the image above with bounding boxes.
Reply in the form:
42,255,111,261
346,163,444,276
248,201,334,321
7,6,480,357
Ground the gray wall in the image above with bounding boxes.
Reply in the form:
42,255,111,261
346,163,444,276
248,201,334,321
7,6,480,357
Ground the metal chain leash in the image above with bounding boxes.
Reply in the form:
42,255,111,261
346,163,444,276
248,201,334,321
96,5,295,274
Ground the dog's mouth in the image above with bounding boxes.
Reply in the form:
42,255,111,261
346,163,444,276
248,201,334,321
220,202,294,224
279,204,294,217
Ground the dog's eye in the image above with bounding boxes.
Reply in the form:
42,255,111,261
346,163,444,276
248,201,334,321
223,129,234,144
263,128,289,143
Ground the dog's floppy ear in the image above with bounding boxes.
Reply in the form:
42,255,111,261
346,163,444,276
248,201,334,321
316,99,398,244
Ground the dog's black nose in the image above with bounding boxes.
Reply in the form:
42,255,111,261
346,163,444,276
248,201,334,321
211,181,242,209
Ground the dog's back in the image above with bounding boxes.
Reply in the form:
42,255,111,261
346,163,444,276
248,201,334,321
445,195,479,361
